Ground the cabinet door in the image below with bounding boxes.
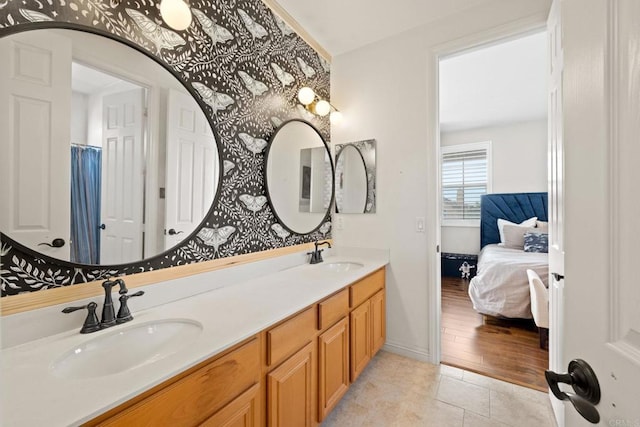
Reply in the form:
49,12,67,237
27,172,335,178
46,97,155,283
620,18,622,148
201,383,260,427
350,301,371,382
370,290,386,356
318,317,349,422
267,342,314,427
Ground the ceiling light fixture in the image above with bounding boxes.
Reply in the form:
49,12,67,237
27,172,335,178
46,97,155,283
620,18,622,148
297,87,342,123
160,0,192,31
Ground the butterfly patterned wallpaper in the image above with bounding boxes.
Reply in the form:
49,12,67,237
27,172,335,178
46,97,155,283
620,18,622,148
0,0,332,297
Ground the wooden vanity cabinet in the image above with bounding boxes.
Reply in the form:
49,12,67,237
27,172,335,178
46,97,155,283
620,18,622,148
370,289,386,355
350,299,371,381
316,288,350,422
88,267,386,427
265,306,317,427
88,336,261,427
350,269,386,382
317,317,350,421
200,383,261,427
267,341,315,427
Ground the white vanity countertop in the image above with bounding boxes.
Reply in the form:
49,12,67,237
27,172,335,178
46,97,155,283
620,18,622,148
0,247,389,426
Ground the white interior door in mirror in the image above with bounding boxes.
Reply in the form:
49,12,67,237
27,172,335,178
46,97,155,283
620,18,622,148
165,89,219,250
100,89,145,264
335,145,368,213
0,31,72,260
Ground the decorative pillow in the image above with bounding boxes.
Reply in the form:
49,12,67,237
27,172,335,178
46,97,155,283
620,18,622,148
524,232,549,253
497,216,538,243
503,225,538,249
536,220,549,232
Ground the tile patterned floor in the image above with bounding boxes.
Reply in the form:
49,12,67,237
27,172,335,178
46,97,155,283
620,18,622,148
321,351,556,427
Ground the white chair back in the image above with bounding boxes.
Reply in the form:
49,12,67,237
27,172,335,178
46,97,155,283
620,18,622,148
526,269,549,328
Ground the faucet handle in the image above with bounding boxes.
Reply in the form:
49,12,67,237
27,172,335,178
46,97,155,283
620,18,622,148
308,248,325,264
115,278,128,294
116,291,145,324
62,302,101,334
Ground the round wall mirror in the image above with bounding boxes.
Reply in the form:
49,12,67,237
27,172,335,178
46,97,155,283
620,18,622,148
0,28,220,265
335,145,368,213
265,119,334,234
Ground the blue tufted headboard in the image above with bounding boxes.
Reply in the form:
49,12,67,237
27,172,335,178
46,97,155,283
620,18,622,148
480,192,548,248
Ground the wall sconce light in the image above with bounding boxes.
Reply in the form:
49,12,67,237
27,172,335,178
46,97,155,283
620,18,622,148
160,0,192,31
297,87,343,124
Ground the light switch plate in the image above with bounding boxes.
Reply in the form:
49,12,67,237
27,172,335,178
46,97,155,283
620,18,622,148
416,217,425,233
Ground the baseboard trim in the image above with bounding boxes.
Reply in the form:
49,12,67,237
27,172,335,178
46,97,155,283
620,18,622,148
382,341,432,363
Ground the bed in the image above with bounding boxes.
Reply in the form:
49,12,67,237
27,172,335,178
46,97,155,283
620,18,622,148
467,192,549,319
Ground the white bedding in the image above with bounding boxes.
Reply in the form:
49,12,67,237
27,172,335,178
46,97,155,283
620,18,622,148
468,244,548,318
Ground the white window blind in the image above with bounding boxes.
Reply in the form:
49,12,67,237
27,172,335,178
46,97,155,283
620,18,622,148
441,142,491,222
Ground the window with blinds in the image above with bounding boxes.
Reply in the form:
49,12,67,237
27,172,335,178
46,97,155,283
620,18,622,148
441,141,491,223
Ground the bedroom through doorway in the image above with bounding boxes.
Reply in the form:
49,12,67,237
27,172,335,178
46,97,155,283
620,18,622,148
438,31,549,391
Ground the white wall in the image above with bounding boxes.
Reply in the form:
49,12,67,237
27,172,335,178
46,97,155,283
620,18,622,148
331,0,551,362
440,119,547,254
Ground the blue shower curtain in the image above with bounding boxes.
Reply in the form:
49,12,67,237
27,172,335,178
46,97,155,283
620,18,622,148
70,145,102,264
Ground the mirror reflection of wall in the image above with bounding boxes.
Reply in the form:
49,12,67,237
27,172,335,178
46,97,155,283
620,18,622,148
298,147,332,213
266,120,334,234
0,29,219,266
335,139,377,214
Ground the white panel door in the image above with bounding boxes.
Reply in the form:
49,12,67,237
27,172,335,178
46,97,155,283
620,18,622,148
100,89,145,264
165,89,218,249
547,1,565,424
0,31,72,260
554,0,640,425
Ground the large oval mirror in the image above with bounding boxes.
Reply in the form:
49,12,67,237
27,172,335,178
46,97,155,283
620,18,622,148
0,28,220,265
265,120,334,234
335,145,368,213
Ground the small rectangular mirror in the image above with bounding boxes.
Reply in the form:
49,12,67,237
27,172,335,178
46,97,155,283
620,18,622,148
335,139,376,213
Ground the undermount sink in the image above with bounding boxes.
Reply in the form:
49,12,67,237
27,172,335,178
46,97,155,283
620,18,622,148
321,262,364,272
51,319,202,379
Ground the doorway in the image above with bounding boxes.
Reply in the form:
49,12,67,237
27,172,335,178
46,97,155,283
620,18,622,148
70,62,148,265
437,31,549,390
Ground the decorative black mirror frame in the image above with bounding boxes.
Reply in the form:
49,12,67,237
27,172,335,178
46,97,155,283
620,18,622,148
0,1,331,296
264,119,335,235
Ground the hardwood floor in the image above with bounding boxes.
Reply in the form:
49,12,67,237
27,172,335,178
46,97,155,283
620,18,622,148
440,276,549,391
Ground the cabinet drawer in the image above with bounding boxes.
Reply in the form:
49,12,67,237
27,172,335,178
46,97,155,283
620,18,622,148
318,289,349,331
267,306,317,367
97,337,260,426
350,268,385,308
200,383,260,427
